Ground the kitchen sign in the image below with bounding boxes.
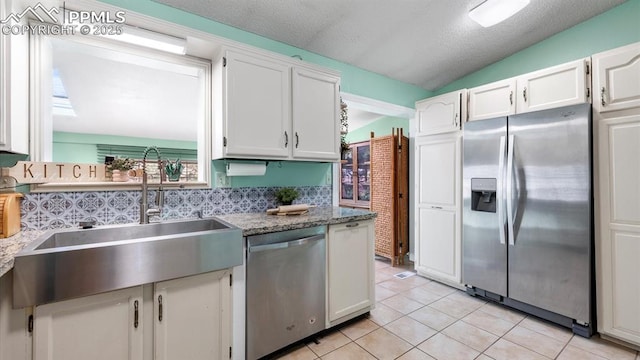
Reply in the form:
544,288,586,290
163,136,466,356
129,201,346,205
1,161,107,183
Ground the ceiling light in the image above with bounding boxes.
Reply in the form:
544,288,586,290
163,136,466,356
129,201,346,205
103,26,186,55
469,0,530,28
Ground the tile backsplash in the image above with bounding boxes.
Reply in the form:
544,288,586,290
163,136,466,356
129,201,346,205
20,186,332,230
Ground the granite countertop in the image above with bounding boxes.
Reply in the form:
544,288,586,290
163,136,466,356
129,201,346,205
1,230,44,278
217,206,377,236
0,207,375,278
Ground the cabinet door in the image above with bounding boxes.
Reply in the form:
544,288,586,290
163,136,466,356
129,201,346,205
516,58,590,114
0,272,30,360
154,270,232,360
593,42,640,113
327,220,374,324
33,287,143,360
597,115,640,346
414,134,461,285
292,67,340,160
414,91,463,136
0,1,29,154
468,78,516,121
224,50,291,158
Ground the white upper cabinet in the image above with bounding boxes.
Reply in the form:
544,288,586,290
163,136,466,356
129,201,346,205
468,58,590,121
0,1,29,154
414,90,464,136
213,48,340,162
220,50,291,159
593,42,640,113
468,78,517,121
292,67,340,160
516,58,590,113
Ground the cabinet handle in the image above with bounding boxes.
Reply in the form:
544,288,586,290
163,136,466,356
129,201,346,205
295,132,299,148
134,300,139,329
601,87,606,107
284,131,289,148
523,87,527,102
158,295,163,322
454,113,459,127
346,222,359,228
509,91,513,105
431,206,443,209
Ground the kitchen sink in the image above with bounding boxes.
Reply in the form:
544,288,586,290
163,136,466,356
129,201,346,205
13,218,243,308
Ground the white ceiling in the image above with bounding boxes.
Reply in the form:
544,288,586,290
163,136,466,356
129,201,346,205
154,0,627,91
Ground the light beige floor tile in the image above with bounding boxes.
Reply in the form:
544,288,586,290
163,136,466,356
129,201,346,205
476,355,496,360
400,286,443,305
381,294,424,314
384,316,437,346
503,324,566,358
320,342,376,360
375,260,391,269
339,318,379,341
375,272,395,284
398,274,430,287
441,320,499,352
377,278,417,293
417,333,480,360
307,331,352,357
408,305,457,331
447,291,487,307
375,284,397,302
519,316,573,343
378,266,404,277
477,302,526,324
395,348,436,360
276,344,319,360
569,334,637,360
484,338,550,360
462,308,516,336
419,281,458,297
355,328,413,360
557,345,608,360
368,302,403,326
428,295,479,319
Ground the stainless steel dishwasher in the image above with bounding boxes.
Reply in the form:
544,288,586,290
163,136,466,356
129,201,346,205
246,226,326,360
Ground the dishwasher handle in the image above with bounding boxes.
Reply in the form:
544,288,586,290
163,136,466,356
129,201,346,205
248,234,325,253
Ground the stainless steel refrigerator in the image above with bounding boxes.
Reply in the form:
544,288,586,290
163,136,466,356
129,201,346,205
462,103,593,336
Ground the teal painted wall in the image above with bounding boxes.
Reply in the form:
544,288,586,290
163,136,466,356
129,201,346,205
436,0,640,94
98,0,431,108
345,116,409,144
52,131,197,163
212,160,331,187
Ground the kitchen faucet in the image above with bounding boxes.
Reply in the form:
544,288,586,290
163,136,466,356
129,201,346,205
140,146,164,224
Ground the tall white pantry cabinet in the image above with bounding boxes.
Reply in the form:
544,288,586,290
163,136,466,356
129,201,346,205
412,90,465,288
593,42,640,348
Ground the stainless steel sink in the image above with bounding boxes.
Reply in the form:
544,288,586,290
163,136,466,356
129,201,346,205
13,218,243,308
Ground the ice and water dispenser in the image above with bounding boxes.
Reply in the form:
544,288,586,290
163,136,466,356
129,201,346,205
471,178,497,213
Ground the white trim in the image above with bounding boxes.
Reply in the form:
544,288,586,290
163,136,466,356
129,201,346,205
341,92,415,119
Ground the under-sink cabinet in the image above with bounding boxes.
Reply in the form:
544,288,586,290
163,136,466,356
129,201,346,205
0,269,233,360
468,58,591,121
326,220,375,327
213,48,340,162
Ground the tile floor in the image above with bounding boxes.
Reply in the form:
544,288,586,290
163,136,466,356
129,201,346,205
274,258,640,360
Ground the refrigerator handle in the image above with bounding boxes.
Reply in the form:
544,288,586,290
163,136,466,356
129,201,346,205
506,135,515,246
497,136,507,245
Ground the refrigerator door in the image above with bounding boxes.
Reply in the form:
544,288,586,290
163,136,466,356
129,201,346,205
463,117,508,296
507,104,592,323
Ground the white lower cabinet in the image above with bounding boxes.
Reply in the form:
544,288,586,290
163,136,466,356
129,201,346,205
594,42,640,348
31,269,232,360
33,286,144,360
413,133,462,287
154,270,232,360
0,272,31,360
327,220,374,327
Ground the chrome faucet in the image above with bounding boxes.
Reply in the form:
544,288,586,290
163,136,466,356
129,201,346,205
140,146,164,224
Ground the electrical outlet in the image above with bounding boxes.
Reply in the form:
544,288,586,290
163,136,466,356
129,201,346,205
326,171,332,185
216,172,230,187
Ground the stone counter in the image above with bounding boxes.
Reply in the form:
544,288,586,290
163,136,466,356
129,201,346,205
217,206,376,236
0,230,44,278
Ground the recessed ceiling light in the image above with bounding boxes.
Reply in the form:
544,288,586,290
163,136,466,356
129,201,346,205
469,0,530,28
